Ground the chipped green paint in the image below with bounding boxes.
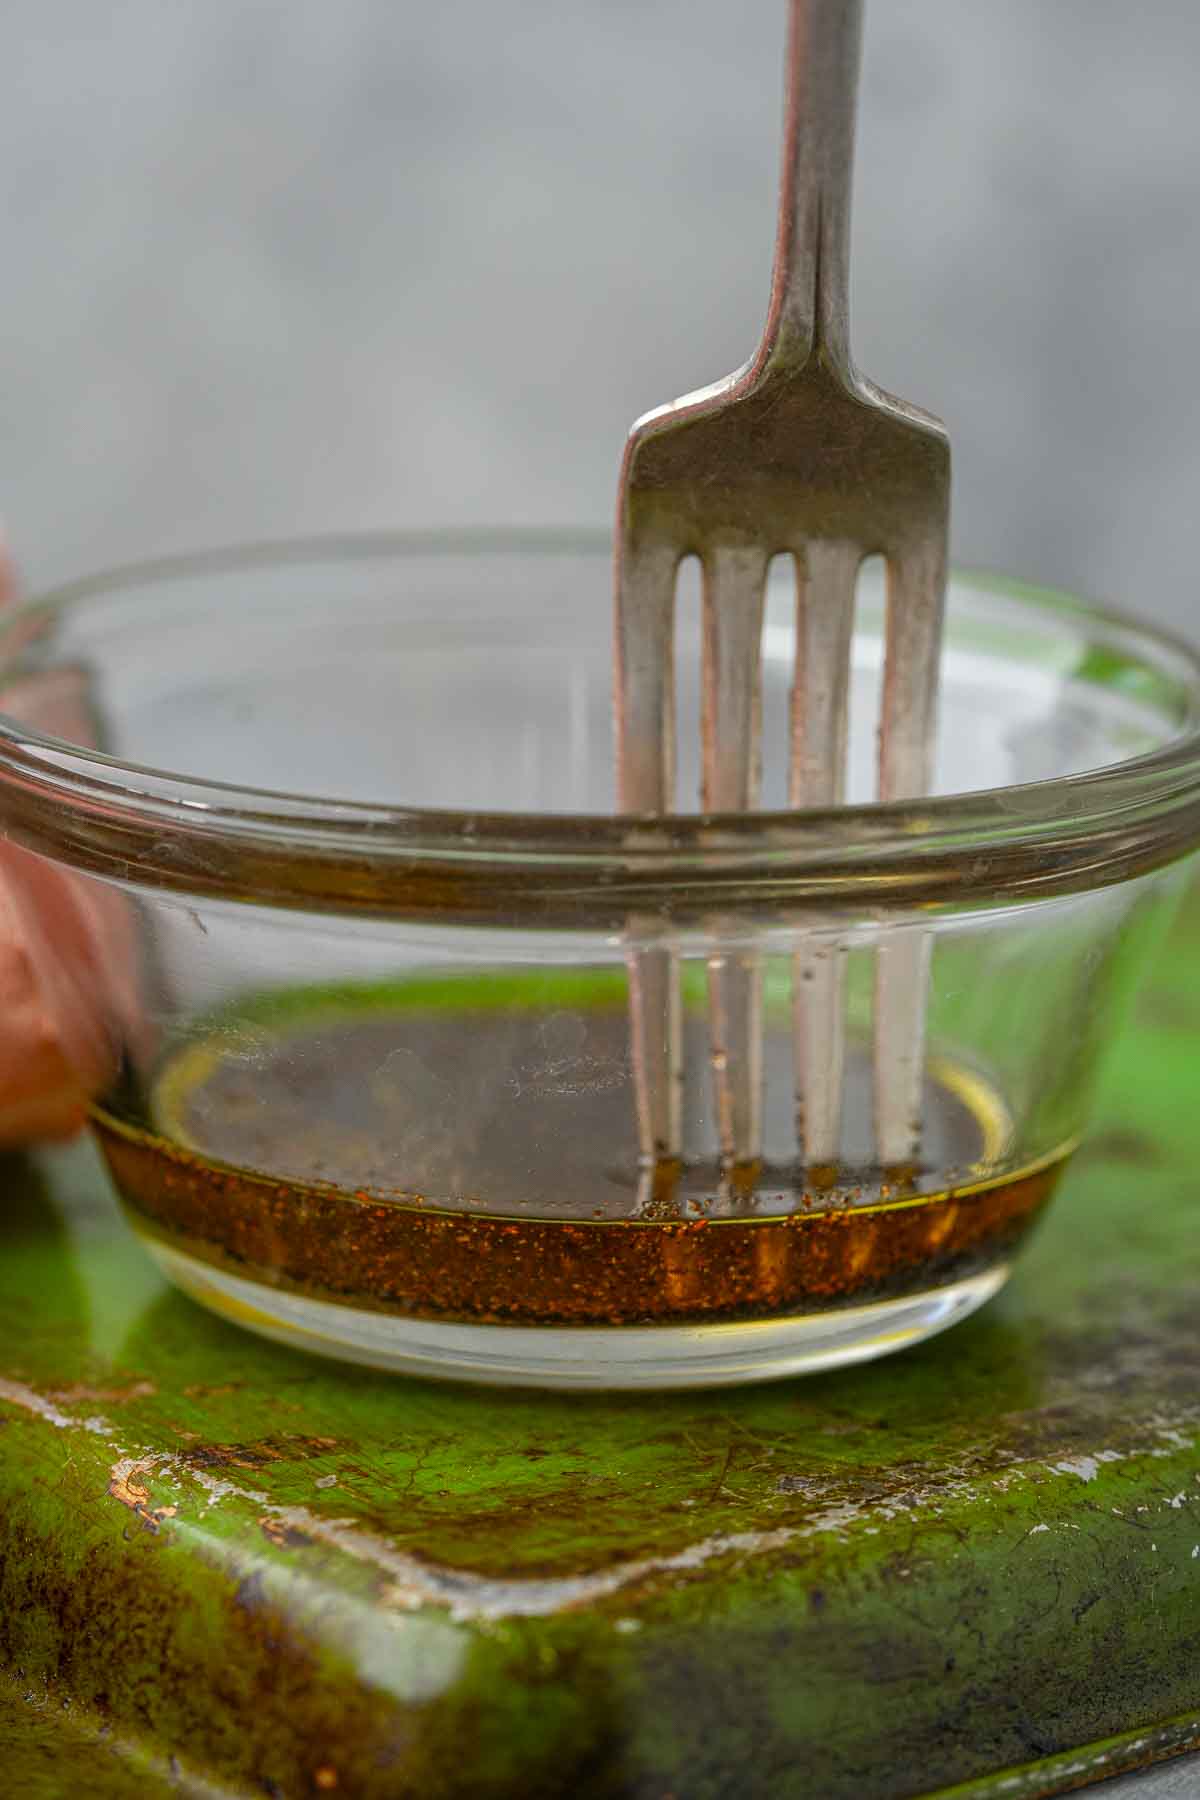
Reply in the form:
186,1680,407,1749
2,892,1200,1797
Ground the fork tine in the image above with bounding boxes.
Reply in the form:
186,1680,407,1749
874,930,931,1169
614,536,684,1166
789,540,858,1168
878,537,944,805
795,940,845,1170
628,937,683,1167
701,543,769,1169
615,537,680,814
707,938,763,1177
700,544,769,813
874,538,946,1166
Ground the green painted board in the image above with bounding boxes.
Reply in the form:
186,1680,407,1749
2,894,1200,1799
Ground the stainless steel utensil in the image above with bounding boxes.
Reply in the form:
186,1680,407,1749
614,0,949,1183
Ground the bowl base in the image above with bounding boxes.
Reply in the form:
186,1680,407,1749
143,1239,1009,1390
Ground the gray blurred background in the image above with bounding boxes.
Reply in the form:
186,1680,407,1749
4,0,1200,632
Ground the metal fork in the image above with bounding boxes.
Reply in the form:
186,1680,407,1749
614,0,949,1184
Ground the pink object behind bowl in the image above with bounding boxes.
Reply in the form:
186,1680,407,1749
0,540,139,1145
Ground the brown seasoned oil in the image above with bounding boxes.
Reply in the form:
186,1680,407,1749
90,990,1067,1328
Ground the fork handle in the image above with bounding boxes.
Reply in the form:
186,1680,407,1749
763,0,863,373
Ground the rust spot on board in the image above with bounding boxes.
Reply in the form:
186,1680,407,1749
260,1516,314,1552
108,1458,178,1532
49,1380,156,1405
109,1461,152,1511
181,1434,338,1473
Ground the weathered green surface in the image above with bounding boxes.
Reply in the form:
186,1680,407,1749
2,897,1200,1798
0,1667,213,1799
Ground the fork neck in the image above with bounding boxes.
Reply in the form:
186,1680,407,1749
760,0,862,379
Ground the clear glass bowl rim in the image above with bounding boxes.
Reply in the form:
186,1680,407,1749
1,528,1199,927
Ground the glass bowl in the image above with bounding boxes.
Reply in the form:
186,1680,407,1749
1,532,1198,1389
